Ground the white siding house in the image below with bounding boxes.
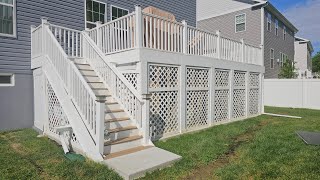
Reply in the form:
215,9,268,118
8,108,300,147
294,37,314,79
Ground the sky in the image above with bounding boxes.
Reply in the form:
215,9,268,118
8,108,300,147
269,0,320,56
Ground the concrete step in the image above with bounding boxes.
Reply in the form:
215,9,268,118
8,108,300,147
105,118,133,129
105,111,128,119
104,135,143,154
107,126,139,140
105,146,153,159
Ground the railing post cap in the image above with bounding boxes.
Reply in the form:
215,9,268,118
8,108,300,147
241,38,245,43
41,17,48,23
135,4,141,7
216,30,221,35
182,20,187,24
95,21,102,26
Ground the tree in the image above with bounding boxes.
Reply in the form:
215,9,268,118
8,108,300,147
278,59,297,79
312,51,320,73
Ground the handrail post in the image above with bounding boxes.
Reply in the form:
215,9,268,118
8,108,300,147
241,38,245,63
216,30,221,59
96,97,106,155
95,21,102,50
82,29,90,60
135,5,143,48
41,17,49,54
182,20,188,54
141,94,151,145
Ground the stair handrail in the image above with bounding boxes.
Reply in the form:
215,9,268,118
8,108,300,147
81,32,146,134
40,19,105,155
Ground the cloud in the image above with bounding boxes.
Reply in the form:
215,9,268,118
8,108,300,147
283,0,320,54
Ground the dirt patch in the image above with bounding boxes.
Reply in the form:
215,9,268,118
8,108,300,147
10,143,29,156
181,121,268,180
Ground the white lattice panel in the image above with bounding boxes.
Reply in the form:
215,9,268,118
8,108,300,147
232,89,246,118
46,80,79,146
123,73,138,90
234,71,246,87
186,91,209,128
214,90,229,122
149,91,179,139
215,70,230,87
249,73,260,87
249,89,259,115
149,65,179,89
186,68,209,88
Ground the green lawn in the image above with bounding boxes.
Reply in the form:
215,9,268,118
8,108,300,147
1,107,320,180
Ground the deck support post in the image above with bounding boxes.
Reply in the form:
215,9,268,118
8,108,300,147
179,65,186,133
141,94,151,145
135,5,143,48
209,67,216,126
245,71,250,117
95,21,102,50
228,70,234,121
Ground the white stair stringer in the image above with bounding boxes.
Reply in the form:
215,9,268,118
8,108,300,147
41,56,104,162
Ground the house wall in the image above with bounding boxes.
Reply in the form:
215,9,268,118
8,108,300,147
0,0,85,131
197,0,254,22
264,9,295,79
197,7,262,48
295,42,308,72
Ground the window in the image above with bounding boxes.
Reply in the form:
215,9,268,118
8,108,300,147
0,73,14,86
111,5,128,21
86,0,106,29
270,49,274,69
280,52,288,67
235,14,246,32
0,0,16,37
283,26,286,40
275,19,279,36
267,12,271,31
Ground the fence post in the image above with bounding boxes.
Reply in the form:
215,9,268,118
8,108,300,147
95,98,106,155
141,94,151,145
182,20,188,54
179,65,186,133
41,17,49,54
216,30,221,59
241,38,245,63
95,21,102,50
135,5,143,48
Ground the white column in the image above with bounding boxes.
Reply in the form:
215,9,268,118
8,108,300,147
216,30,221,59
135,5,143,48
245,71,250,117
241,38,245,63
260,73,264,114
95,21,102,49
30,25,36,58
182,20,188,54
228,70,234,120
209,67,216,126
41,17,49,54
95,98,106,155
179,65,186,133
141,94,151,145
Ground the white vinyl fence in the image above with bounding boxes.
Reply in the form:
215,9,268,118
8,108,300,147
264,79,320,110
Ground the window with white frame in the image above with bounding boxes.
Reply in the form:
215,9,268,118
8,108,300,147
267,12,272,31
275,19,279,36
270,49,274,69
235,14,246,32
283,26,286,40
0,73,14,86
280,52,288,67
111,5,128,20
0,0,16,37
86,0,106,29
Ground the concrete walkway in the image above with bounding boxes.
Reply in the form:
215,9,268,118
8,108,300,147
104,147,181,180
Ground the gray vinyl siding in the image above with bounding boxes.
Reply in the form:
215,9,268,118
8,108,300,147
264,9,295,79
98,0,197,27
197,7,261,47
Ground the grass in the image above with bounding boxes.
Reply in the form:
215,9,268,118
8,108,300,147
141,107,320,179
0,129,121,180
1,107,320,179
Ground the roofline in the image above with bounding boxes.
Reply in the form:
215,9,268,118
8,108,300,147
265,2,299,33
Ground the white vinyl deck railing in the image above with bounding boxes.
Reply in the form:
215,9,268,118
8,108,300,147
31,19,105,155
88,6,263,66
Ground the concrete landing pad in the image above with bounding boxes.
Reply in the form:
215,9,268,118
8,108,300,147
104,147,181,180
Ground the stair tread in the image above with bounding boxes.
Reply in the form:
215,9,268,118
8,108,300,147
105,117,130,122
106,101,118,105
108,126,137,133
104,146,153,159
104,135,142,146
106,109,125,113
